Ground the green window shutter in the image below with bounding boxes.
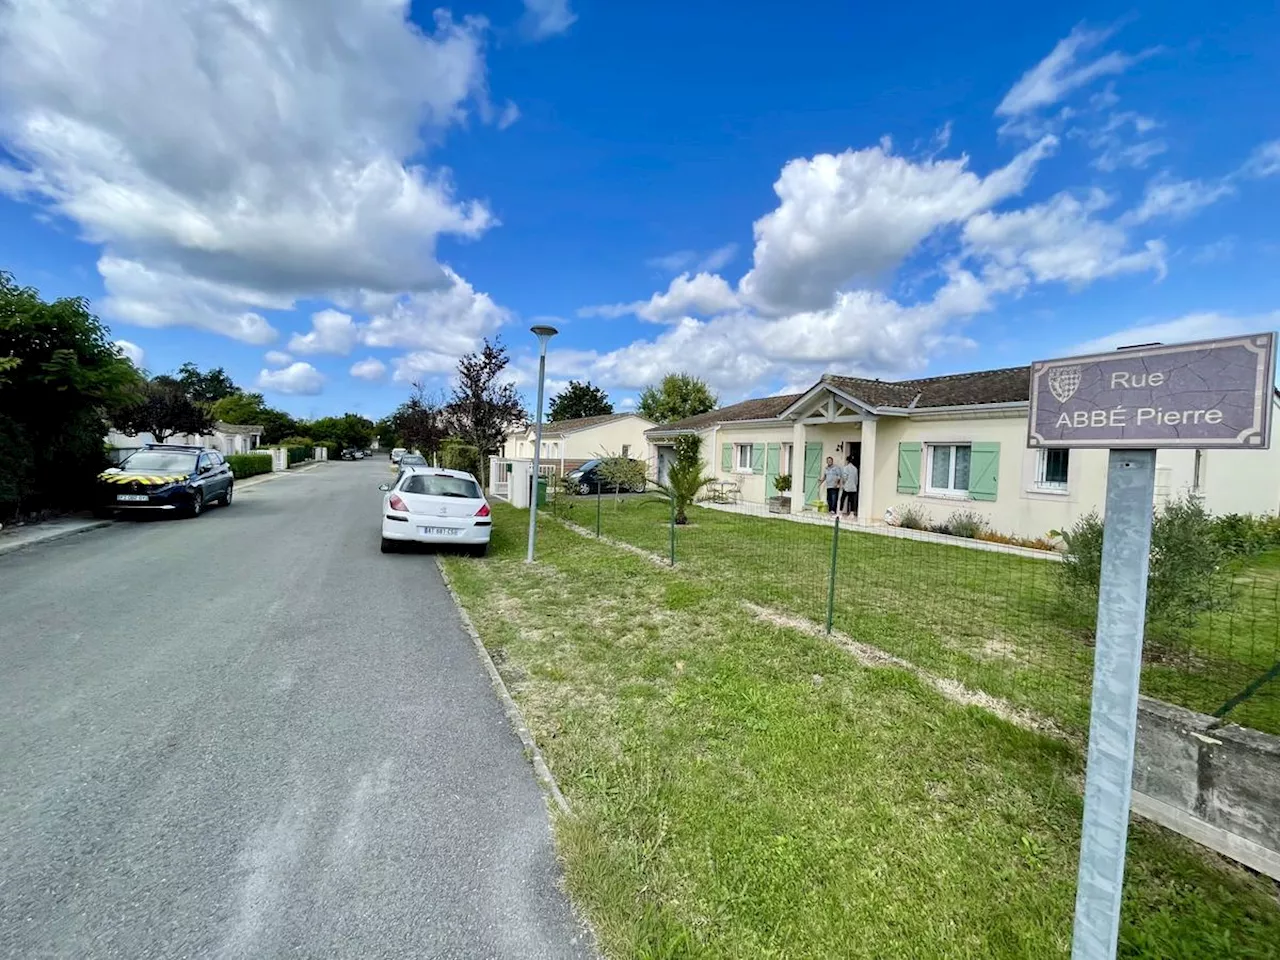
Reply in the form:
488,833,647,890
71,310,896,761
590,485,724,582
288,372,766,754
751,444,765,474
803,442,824,501
969,442,1000,501
897,442,922,494
765,443,781,490
721,443,732,471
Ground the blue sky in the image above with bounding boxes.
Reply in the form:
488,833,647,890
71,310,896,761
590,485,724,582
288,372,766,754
1,0,1277,419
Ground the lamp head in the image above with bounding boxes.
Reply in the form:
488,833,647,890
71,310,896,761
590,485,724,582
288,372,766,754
530,324,558,345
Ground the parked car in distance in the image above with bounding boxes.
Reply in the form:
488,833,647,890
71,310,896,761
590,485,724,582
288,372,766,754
565,458,647,495
379,467,492,555
95,444,234,518
354,450,365,459
391,453,427,475
340,449,356,461
390,447,408,463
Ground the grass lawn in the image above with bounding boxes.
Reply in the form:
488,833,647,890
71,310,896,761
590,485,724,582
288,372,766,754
442,503,1280,959
561,495,1280,736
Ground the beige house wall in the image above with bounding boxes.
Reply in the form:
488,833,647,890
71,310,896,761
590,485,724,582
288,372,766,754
646,393,1280,539
505,415,656,464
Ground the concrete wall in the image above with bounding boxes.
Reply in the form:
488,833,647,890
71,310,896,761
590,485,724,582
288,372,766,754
1133,696,1280,879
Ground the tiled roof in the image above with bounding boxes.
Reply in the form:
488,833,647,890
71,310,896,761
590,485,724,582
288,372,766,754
646,394,804,434
824,365,1031,409
645,365,1032,436
540,413,646,436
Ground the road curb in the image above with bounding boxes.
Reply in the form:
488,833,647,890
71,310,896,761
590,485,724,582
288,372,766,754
435,556,572,817
0,519,113,556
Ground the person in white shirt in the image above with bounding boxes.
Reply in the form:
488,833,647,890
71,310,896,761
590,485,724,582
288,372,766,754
840,455,859,518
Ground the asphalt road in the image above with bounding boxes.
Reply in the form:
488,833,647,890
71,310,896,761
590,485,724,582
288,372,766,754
0,460,592,959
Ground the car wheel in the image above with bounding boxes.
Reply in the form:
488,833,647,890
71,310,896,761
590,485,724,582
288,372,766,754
578,482,591,495
470,543,489,558
380,537,395,554
187,491,204,518
222,483,234,507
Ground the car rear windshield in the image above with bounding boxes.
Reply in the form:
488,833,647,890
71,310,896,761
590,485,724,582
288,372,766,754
399,455,427,466
121,451,198,474
400,474,482,498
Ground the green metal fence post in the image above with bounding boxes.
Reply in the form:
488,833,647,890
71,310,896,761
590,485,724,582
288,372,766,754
826,514,840,634
596,485,602,537
670,495,677,566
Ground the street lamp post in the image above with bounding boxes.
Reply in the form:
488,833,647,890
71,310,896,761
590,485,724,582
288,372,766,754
526,324,557,563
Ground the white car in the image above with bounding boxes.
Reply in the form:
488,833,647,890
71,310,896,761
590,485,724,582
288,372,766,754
380,467,492,556
390,447,408,464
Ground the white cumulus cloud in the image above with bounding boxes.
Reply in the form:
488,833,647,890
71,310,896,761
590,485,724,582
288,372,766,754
1124,175,1236,225
264,350,292,367
0,0,497,341
350,357,388,382
289,309,359,356
738,135,1057,314
114,339,144,367
257,361,324,396
964,189,1166,286
582,272,740,323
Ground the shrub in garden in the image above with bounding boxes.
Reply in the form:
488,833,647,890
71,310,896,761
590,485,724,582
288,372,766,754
285,445,309,466
441,439,482,476
894,504,929,530
226,453,272,479
945,510,986,539
1058,495,1224,634
1211,512,1280,558
596,455,646,494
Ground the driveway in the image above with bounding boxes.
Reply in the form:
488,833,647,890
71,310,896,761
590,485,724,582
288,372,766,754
0,460,592,959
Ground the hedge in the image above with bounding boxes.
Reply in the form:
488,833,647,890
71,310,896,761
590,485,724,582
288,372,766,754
226,453,273,479
319,441,340,459
286,444,309,466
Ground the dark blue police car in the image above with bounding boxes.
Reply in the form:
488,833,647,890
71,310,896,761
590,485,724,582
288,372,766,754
96,444,234,518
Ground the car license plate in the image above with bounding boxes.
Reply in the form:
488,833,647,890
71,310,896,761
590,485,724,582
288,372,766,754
419,526,459,536
116,494,149,502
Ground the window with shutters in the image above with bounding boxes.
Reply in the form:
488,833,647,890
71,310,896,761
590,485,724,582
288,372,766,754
734,443,754,472
925,444,971,496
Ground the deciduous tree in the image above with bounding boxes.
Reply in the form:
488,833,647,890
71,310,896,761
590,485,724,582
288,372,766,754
637,373,717,424
548,380,612,421
0,270,141,516
447,339,527,485
114,376,214,442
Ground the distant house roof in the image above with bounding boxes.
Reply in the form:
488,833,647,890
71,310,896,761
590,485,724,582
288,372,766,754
215,421,265,435
646,365,1033,437
538,413,652,437
646,394,804,435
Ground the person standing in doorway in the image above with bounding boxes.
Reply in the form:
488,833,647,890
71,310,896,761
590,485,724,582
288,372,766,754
841,454,859,518
823,456,842,514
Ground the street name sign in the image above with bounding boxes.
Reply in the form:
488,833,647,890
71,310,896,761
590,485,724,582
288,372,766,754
1028,332,1275,449
1039,331,1277,960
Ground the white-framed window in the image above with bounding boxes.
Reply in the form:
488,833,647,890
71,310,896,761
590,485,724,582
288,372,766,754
780,443,793,476
1035,448,1070,492
735,443,755,471
1193,449,1204,492
621,444,631,458
926,443,971,496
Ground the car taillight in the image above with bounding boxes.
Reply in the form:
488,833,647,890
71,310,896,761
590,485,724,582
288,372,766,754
388,494,408,512
475,503,490,517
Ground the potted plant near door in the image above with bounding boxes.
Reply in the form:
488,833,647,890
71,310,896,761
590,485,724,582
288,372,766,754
769,474,792,513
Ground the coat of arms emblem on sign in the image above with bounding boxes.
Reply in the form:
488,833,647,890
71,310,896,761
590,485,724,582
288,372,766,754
1048,365,1082,404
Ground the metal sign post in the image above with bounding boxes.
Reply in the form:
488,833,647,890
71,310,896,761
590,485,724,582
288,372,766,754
1026,332,1275,960
1071,449,1155,958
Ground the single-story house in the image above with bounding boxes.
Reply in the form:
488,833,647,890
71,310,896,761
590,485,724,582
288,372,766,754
646,366,1280,541
106,421,264,462
502,413,657,474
